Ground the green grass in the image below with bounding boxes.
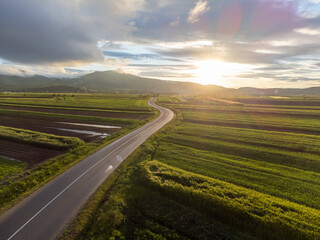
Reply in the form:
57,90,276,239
175,103,320,117
163,133,320,172
0,94,151,111
143,161,320,240
0,108,138,125
0,126,84,149
0,102,151,114
182,109,320,133
173,123,320,154
157,96,185,104
0,158,27,181
155,142,320,208
157,96,174,103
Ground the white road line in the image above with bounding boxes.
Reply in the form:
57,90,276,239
6,107,166,240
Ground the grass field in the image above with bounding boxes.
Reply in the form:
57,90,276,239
0,125,83,149
0,93,154,213
0,157,27,182
0,93,151,111
63,95,320,240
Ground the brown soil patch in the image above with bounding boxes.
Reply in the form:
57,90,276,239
0,139,63,166
0,114,121,142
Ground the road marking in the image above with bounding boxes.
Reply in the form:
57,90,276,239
7,103,169,240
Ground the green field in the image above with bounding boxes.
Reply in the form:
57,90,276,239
0,126,84,149
0,108,137,125
0,93,154,213
63,96,320,240
0,93,151,111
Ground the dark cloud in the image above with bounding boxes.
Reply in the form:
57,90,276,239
0,0,141,65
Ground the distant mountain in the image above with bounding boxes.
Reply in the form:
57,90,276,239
0,71,319,95
71,71,230,94
0,71,230,95
0,75,64,91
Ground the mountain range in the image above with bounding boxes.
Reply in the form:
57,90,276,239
0,71,319,96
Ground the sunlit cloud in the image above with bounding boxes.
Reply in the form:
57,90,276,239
188,0,210,23
0,0,320,88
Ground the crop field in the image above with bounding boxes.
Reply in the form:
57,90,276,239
64,96,320,240
0,93,154,212
0,93,151,110
0,93,152,142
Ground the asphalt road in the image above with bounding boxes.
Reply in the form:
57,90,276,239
0,98,173,240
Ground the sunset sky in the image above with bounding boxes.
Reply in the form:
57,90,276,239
1,0,320,88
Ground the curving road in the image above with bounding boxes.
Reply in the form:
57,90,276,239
0,98,173,240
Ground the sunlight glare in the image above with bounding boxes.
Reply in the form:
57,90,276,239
197,60,230,85
196,60,251,86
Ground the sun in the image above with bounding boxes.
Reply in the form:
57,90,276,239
196,60,230,86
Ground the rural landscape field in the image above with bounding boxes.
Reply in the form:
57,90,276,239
0,93,154,212
2,0,320,239
61,95,320,240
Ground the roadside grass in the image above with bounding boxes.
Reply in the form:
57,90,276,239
0,126,84,149
0,158,27,182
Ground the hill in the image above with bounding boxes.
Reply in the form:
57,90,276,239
0,71,230,95
71,71,231,94
0,75,65,91
0,71,319,95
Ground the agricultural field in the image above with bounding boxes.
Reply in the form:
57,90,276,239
64,95,320,240
0,93,154,212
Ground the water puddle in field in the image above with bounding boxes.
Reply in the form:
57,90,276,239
56,128,109,138
58,122,121,129
0,155,21,162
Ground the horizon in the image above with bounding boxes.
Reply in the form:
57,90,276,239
1,69,320,90
1,0,320,88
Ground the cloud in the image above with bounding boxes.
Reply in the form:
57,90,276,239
170,17,180,27
188,0,210,23
1,0,320,88
0,0,143,65
103,51,159,60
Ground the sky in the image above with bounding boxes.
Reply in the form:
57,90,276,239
1,0,320,88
